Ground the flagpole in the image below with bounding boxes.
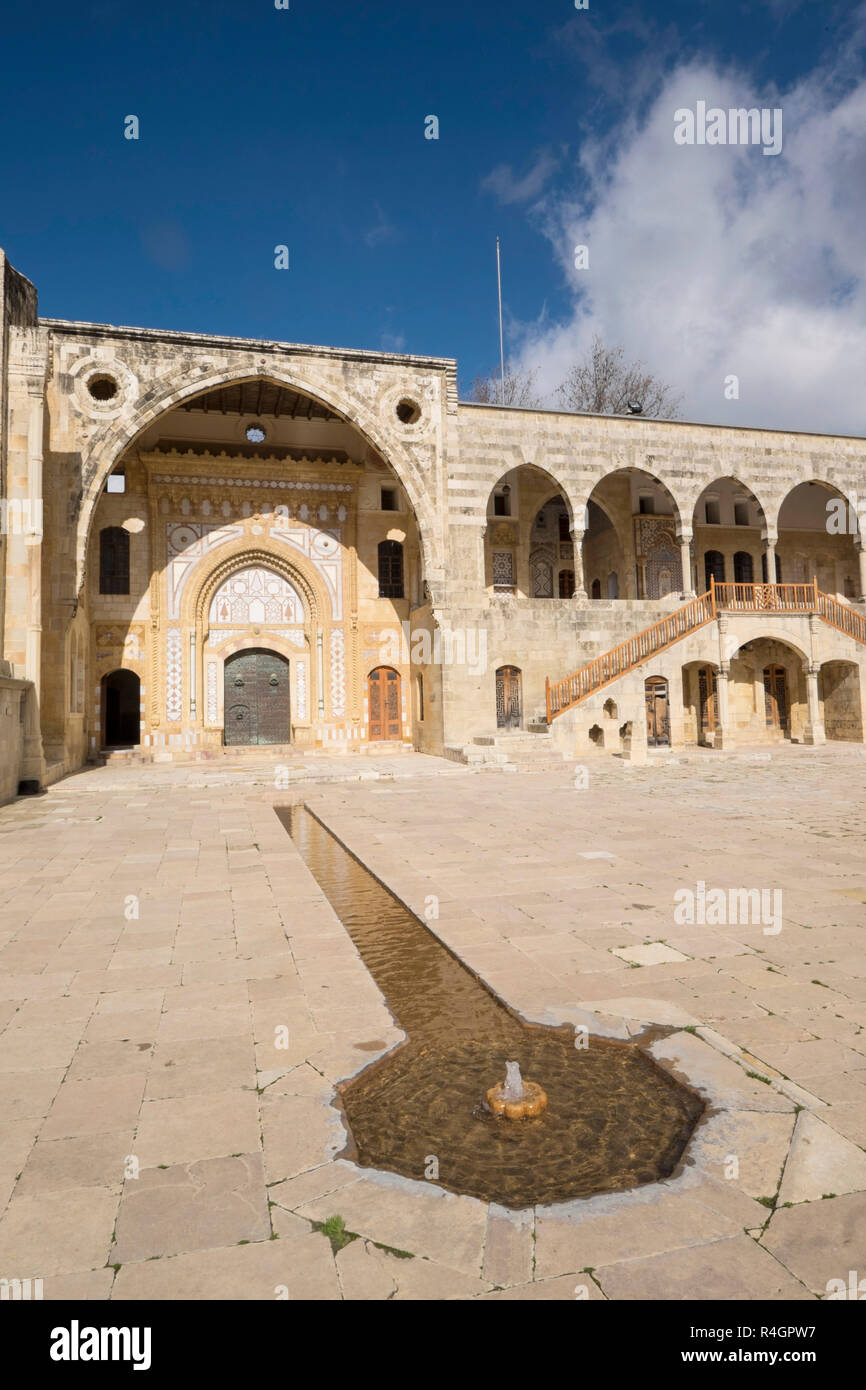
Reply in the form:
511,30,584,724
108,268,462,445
496,236,505,405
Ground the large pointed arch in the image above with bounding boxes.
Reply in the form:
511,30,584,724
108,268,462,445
74,367,440,601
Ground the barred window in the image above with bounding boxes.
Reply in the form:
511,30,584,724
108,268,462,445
99,527,130,595
378,540,404,599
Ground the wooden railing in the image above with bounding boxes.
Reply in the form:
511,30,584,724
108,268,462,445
546,591,716,720
817,590,866,645
545,580,866,721
711,578,818,612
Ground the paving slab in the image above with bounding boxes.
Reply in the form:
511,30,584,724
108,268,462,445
594,1235,815,1301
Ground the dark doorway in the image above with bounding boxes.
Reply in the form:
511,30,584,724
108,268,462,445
496,665,522,730
102,669,140,747
645,676,670,746
224,649,291,745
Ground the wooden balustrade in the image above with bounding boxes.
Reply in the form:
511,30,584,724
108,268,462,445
545,580,866,722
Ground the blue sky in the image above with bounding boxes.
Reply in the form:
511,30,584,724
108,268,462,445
0,1,863,428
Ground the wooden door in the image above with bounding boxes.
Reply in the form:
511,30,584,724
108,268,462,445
496,666,522,729
224,649,291,745
368,666,402,741
645,677,670,746
763,665,789,731
697,665,718,734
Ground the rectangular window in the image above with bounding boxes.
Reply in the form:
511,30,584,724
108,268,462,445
493,550,515,589
638,495,655,515
734,501,749,526
380,487,398,511
493,491,511,516
705,500,720,525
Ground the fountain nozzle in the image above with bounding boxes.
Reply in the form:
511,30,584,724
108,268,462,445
487,1060,547,1120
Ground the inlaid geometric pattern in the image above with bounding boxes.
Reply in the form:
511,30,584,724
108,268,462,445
209,567,304,625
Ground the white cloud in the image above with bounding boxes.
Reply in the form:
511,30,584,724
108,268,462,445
363,202,395,248
512,56,866,435
481,149,560,205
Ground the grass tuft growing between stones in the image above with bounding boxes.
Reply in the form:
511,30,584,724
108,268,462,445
314,1214,359,1254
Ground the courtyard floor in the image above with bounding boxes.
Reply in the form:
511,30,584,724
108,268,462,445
1,744,865,1300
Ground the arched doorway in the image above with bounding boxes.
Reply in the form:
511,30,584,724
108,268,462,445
102,670,141,747
368,666,402,741
645,676,670,746
697,665,719,738
496,665,522,729
733,551,754,583
763,664,790,733
224,649,291,745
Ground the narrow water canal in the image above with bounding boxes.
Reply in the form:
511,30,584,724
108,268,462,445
281,805,702,1208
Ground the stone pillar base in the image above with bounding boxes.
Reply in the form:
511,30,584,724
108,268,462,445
802,723,826,746
713,728,736,750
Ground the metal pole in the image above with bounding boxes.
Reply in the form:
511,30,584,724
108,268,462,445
496,236,505,405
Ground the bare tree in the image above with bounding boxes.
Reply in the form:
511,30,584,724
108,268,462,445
556,337,682,418
464,365,545,408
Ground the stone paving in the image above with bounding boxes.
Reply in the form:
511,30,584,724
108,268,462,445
0,744,865,1300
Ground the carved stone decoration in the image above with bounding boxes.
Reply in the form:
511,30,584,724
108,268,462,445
296,660,307,719
206,660,218,724
330,629,346,716
166,628,183,721
166,522,242,619
530,546,556,598
269,520,343,620
635,516,683,598
208,566,303,625
493,550,515,588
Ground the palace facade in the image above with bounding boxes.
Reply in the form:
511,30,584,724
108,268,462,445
2,247,866,801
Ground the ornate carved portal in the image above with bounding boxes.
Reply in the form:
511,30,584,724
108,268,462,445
367,666,401,741
224,648,291,745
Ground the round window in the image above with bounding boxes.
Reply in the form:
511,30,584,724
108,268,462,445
245,424,266,444
88,375,119,402
395,398,421,425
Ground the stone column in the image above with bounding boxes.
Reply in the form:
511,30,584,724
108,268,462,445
676,528,694,599
570,528,587,600
714,665,734,749
763,536,778,586
856,542,866,602
803,663,826,745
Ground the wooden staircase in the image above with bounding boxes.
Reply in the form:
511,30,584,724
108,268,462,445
546,580,866,721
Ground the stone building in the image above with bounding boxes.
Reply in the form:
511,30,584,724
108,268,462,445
2,246,866,799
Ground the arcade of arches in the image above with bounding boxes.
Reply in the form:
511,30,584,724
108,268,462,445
65,451,866,761
2,254,866,798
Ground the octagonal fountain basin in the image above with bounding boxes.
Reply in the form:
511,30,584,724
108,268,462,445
281,806,703,1210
